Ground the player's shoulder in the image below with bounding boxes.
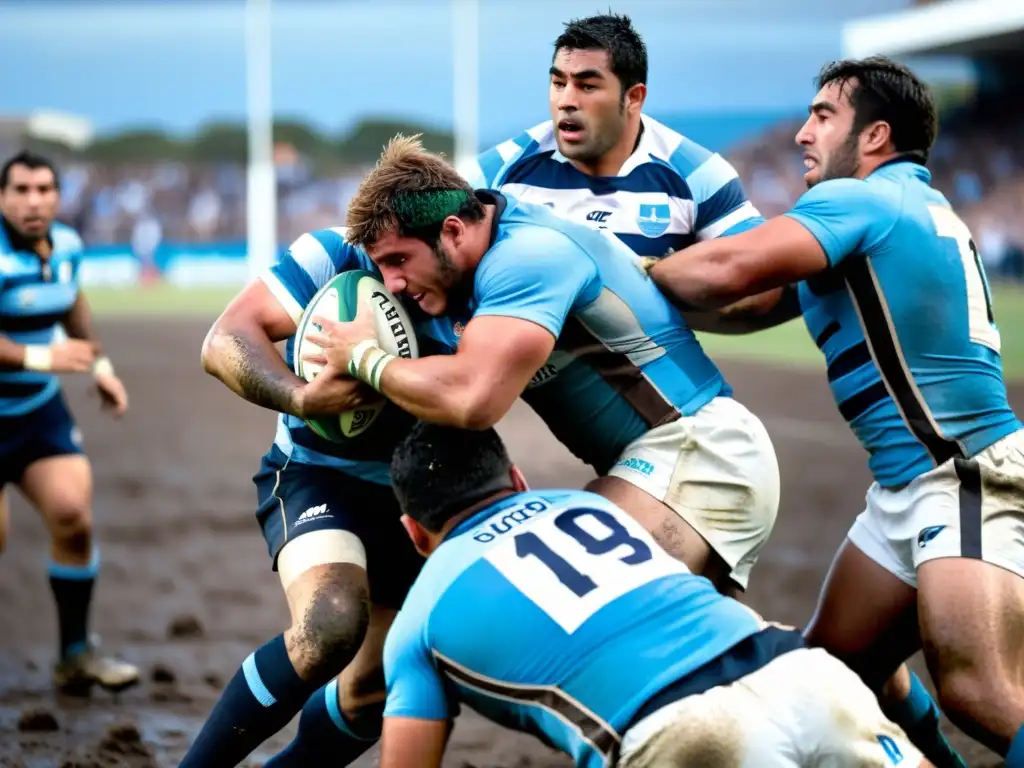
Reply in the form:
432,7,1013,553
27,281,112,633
798,174,903,221
493,198,592,260
639,116,743,198
51,221,84,254
286,226,371,270
460,121,558,187
639,116,708,175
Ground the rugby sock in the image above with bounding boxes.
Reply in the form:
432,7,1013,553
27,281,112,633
884,671,966,768
1007,724,1024,767
264,679,382,767
47,547,100,659
178,634,318,768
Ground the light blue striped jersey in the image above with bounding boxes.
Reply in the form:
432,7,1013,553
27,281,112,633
383,489,762,768
0,218,82,417
418,191,729,474
458,115,763,259
786,159,1022,486
259,227,416,484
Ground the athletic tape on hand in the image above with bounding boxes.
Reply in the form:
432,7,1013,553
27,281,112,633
348,339,395,392
92,356,115,377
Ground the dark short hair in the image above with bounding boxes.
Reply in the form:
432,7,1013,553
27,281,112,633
0,151,60,191
390,421,514,533
553,13,648,92
816,55,937,161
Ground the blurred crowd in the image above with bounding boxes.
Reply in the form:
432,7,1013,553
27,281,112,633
56,155,369,257
49,102,1024,283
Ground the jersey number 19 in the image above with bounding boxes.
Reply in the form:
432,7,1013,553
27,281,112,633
485,504,687,634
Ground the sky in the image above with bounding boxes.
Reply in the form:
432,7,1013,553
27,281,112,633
2,0,970,144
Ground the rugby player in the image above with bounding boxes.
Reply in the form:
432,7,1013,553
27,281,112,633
377,420,930,768
191,229,423,766
0,151,136,695
645,56,1022,764
307,135,778,603
456,13,782,595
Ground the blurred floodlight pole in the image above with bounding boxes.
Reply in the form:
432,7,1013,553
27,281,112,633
246,0,276,281
452,0,480,170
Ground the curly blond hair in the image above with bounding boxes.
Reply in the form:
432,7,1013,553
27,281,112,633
345,134,483,247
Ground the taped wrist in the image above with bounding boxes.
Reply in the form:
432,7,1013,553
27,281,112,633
347,339,394,392
23,345,53,371
92,356,115,377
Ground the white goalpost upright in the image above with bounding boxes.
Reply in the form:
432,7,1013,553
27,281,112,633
452,0,480,172
245,0,276,282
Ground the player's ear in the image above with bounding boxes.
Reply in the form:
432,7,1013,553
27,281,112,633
510,464,529,492
441,215,465,247
861,119,892,156
625,82,647,115
400,513,431,558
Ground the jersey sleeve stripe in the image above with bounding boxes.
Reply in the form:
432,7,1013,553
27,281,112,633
433,650,621,758
477,146,509,188
259,269,305,324
683,153,739,203
697,200,762,240
288,231,342,288
844,258,964,465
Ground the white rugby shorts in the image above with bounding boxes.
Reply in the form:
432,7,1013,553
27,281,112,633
618,648,923,767
848,427,1024,586
606,396,780,589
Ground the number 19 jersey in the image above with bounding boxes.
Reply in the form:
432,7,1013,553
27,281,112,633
382,490,762,767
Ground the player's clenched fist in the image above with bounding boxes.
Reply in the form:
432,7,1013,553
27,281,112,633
296,366,381,419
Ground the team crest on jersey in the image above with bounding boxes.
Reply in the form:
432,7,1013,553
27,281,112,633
58,260,73,284
637,202,671,238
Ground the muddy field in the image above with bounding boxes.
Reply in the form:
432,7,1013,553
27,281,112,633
0,316,1017,767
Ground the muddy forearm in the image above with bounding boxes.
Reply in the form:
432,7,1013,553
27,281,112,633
202,325,305,417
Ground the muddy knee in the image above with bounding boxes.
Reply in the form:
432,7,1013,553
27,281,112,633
288,576,370,683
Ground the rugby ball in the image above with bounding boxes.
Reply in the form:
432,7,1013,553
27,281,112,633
294,270,419,441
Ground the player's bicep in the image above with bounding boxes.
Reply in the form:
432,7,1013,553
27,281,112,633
459,315,556,388
726,215,830,286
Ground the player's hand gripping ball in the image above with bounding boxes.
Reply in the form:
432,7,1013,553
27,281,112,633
294,270,418,441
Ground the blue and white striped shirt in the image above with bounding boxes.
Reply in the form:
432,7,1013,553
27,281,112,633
459,115,763,259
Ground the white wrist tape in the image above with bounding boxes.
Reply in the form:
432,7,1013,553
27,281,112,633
92,356,115,377
347,339,395,392
23,345,53,372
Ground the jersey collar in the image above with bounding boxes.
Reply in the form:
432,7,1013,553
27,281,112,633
870,152,932,183
442,490,522,543
473,189,508,249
